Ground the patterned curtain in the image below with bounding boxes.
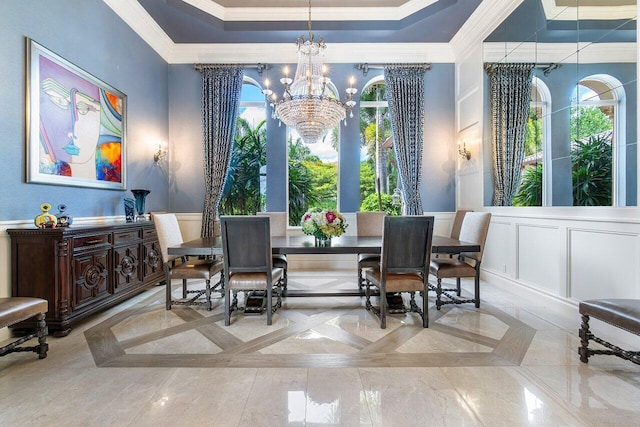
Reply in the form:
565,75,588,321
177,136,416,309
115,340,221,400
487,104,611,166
384,65,429,215
199,66,244,237
484,63,535,206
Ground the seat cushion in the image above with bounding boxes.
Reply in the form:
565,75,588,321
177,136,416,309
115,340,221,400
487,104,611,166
228,268,284,290
429,259,476,279
272,254,288,269
358,253,380,264
170,259,223,280
0,297,48,328
363,268,425,292
579,299,640,335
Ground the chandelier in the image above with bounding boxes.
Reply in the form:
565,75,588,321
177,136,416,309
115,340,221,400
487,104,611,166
262,0,357,144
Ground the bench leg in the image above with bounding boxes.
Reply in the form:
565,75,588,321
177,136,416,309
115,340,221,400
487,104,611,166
578,313,591,363
36,313,49,359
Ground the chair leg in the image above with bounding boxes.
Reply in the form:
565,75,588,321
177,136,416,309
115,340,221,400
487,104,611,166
474,273,480,308
364,279,372,310
283,269,288,292
435,278,443,310
182,279,188,299
165,266,172,310
224,283,231,326
358,268,363,290
456,278,461,296
422,285,429,328
205,279,212,311
379,287,387,329
266,287,273,325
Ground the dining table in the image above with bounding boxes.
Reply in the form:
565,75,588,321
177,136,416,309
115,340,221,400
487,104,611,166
167,234,480,298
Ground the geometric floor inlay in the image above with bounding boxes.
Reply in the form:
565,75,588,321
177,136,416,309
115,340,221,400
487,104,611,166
85,273,537,368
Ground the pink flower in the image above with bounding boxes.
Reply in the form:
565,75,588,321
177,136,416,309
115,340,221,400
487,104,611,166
303,214,311,221
325,211,336,223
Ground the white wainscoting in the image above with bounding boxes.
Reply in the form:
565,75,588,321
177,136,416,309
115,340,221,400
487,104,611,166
482,207,640,348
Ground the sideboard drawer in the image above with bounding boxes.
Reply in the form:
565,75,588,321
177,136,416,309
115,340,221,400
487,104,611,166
74,233,110,249
114,230,140,244
143,227,158,239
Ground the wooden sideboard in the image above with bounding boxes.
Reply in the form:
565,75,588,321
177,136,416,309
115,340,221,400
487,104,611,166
8,221,165,336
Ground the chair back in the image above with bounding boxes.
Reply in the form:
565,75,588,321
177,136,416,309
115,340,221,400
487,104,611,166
381,216,434,274
356,211,386,237
458,212,491,261
450,209,473,240
154,214,184,262
256,212,287,237
220,216,272,274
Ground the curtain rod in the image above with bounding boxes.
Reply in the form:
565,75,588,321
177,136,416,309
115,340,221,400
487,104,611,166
354,63,432,76
194,63,271,76
484,62,561,76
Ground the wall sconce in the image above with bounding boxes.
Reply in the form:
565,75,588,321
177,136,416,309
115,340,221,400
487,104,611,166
153,144,167,163
458,141,471,161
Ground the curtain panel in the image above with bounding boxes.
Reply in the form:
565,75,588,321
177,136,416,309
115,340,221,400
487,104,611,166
384,65,429,215
200,66,244,237
484,63,535,206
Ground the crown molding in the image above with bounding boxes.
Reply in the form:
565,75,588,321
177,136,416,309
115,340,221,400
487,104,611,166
182,0,439,21
541,0,636,21
103,0,174,62
483,42,637,64
168,42,455,64
450,0,523,60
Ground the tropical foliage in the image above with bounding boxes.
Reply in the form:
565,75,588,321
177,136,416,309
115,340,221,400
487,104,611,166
513,164,543,206
572,133,612,206
219,118,266,215
360,193,401,215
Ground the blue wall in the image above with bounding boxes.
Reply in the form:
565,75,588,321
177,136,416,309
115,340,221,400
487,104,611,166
0,0,169,221
167,63,456,214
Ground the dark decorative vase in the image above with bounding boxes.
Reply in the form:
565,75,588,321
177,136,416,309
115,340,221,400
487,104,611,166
131,189,150,221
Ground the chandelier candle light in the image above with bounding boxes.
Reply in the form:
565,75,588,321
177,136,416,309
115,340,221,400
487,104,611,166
262,0,357,144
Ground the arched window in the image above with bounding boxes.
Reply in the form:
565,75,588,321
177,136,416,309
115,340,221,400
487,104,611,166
514,77,551,206
570,74,625,206
219,77,267,215
359,77,400,213
287,82,340,226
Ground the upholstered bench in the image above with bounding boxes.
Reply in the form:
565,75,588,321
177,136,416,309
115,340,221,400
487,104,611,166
579,299,640,365
0,297,49,359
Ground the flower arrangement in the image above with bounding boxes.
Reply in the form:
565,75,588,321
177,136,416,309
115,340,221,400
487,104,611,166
301,207,348,240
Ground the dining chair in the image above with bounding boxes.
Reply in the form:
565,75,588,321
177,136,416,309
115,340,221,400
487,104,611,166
433,209,473,259
154,213,224,311
363,215,434,329
356,211,386,289
220,216,284,325
429,212,491,309
256,212,288,291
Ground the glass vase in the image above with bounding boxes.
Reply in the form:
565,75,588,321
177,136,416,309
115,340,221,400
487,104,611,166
131,189,150,221
315,236,332,247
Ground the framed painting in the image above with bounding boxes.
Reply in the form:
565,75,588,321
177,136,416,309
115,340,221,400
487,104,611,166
26,38,127,190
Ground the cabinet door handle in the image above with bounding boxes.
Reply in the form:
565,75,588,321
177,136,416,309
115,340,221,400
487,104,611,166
86,239,104,244
119,234,131,239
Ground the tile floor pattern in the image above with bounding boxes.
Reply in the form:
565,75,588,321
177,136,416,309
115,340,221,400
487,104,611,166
0,272,639,426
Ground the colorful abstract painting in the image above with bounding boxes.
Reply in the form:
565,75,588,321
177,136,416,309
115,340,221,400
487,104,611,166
27,38,127,190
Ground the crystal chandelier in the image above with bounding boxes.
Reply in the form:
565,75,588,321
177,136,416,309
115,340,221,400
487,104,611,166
262,0,357,144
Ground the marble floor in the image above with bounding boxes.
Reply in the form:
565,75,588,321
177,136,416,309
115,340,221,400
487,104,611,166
1,272,639,426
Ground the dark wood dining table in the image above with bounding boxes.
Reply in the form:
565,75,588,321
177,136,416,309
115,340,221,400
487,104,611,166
167,234,480,298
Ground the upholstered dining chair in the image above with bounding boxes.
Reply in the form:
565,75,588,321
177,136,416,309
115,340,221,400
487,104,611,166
154,213,224,311
429,212,491,309
356,211,386,289
433,209,473,259
256,212,288,291
220,216,284,325
363,215,434,329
